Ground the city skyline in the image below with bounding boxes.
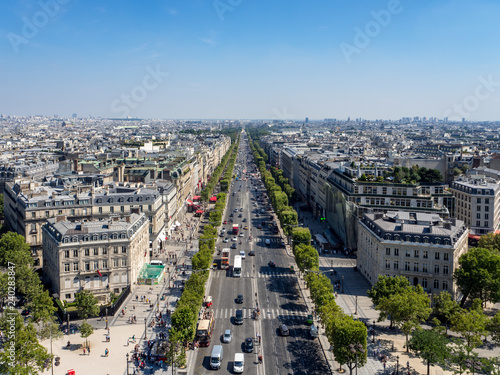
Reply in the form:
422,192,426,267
1,0,500,120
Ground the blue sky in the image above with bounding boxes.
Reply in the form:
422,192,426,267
1,0,500,120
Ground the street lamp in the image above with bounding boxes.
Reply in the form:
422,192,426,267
105,307,108,330
157,293,160,312
341,275,344,293
144,318,147,340
396,355,399,374
349,343,365,375
372,320,376,343
354,295,358,315
126,353,129,375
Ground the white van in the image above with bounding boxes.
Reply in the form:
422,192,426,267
210,345,224,370
310,324,318,338
150,260,164,266
233,353,244,373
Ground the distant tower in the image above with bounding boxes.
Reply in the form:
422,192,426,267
305,117,309,123
72,113,77,118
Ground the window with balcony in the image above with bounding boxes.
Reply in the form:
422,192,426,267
113,259,118,267
64,250,70,258
443,265,449,275
394,248,399,256
385,260,390,269
406,249,411,257
64,263,70,272
435,252,440,260
393,261,399,270
102,260,108,269
422,278,427,289
121,258,127,267
414,250,419,258
73,262,79,271
442,280,448,290
93,248,99,256
121,246,127,253
414,263,419,272
386,248,391,256
443,253,449,261
422,263,428,273
434,264,440,273
405,262,410,271
84,262,90,271
434,279,439,289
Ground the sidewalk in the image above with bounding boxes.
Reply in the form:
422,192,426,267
289,205,455,375
41,240,192,375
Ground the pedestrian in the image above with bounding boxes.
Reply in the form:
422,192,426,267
83,347,86,355
105,348,109,357
88,346,90,355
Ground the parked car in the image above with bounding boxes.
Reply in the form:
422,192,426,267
249,250,255,256
235,294,243,304
268,261,276,268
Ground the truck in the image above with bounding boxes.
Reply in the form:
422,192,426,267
221,248,231,270
195,310,215,347
232,224,239,235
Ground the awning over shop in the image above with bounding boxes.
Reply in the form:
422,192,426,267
193,195,201,201
187,199,194,205
196,210,204,214
468,233,481,240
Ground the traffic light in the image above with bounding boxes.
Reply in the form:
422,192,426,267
320,217,326,221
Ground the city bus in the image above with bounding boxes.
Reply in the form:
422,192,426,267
233,255,242,278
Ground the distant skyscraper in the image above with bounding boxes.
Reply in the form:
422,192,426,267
72,113,77,118
305,117,309,123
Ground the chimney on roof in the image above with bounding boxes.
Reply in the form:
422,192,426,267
444,223,452,230
113,216,120,222
374,213,383,220
125,215,131,223
56,215,66,223
131,207,140,215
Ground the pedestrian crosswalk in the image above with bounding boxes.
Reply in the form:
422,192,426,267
213,271,296,278
211,307,309,321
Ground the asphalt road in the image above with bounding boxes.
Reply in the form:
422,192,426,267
191,134,329,375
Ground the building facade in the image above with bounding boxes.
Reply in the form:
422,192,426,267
357,211,468,299
42,213,149,303
450,175,500,236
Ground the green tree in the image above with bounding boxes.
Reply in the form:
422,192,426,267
0,313,51,375
38,318,64,371
295,244,319,272
329,315,367,375
26,286,57,323
74,290,100,319
367,275,410,310
408,328,450,375
477,232,500,252
291,227,311,251
453,247,500,307
433,291,460,333
358,174,367,181
450,304,488,353
487,311,500,346
171,305,196,342
79,320,94,348
376,285,431,350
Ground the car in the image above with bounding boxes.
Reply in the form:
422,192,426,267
239,250,245,259
244,338,254,353
235,294,243,304
231,243,237,249
279,324,290,336
257,224,262,229
235,309,243,325
230,213,233,217
255,213,260,217
222,228,227,232
238,214,242,218
219,232,225,237
265,239,271,246
234,209,239,212
232,237,237,242
223,329,232,343
223,238,229,243
240,208,243,212
223,220,227,224
242,218,247,222
268,261,276,268
307,314,314,325
249,250,255,256
244,226,248,230
239,233,244,237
